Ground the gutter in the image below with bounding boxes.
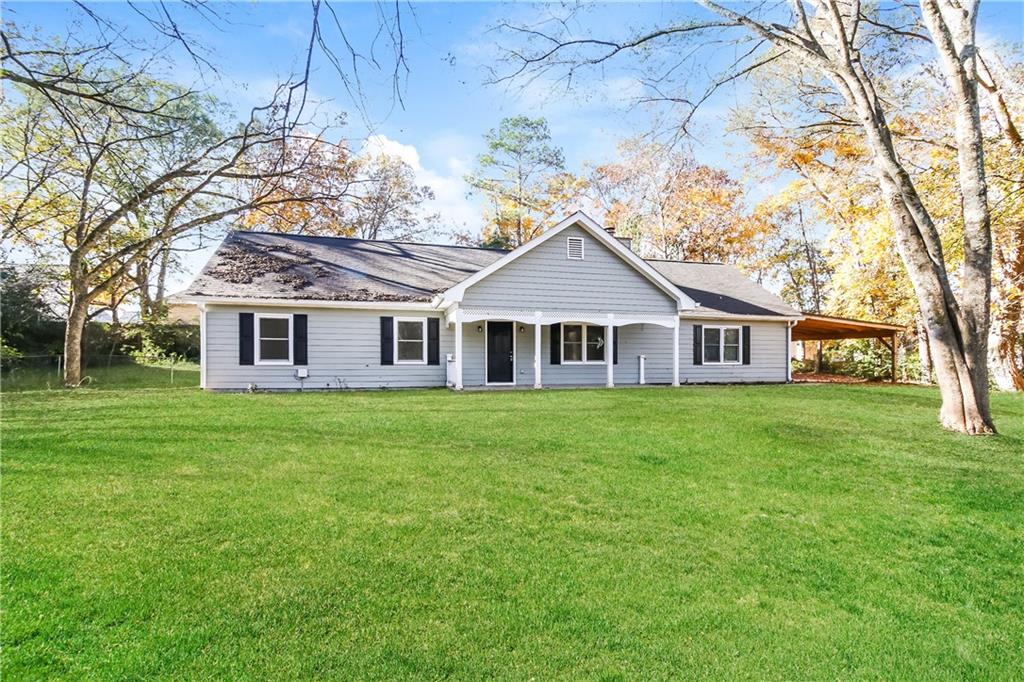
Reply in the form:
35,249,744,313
679,312,805,322
174,295,437,311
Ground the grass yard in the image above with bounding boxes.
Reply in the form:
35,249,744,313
3,384,1022,679
2,359,199,392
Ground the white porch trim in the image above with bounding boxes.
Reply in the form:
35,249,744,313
672,317,680,386
453,308,463,390
606,319,614,388
453,307,678,329
533,312,542,388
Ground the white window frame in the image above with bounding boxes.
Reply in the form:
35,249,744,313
703,325,742,365
394,316,428,365
255,313,293,365
566,236,585,260
561,323,606,365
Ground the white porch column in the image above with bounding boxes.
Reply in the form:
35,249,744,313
672,318,680,386
454,310,463,390
786,321,794,383
534,313,542,388
606,319,614,388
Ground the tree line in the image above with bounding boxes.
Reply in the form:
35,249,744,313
2,1,1020,435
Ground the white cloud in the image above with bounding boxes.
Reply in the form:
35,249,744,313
361,134,481,237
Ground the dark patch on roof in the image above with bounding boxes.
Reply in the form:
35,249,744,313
646,261,799,317
184,231,507,302
184,230,799,317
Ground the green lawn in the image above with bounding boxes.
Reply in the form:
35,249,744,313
2,359,199,392
3,385,1022,679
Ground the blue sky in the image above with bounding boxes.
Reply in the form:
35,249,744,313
8,1,1023,291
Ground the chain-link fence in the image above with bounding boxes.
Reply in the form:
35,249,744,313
1,354,200,392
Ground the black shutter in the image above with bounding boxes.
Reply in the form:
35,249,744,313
550,323,561,365
427,318,440,365
613,327,619,364
380,316,394,365
692,324,703,365
293,314,308,365
239,313,254,365
742,325,751,365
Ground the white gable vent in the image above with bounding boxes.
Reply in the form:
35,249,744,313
566,236,585,260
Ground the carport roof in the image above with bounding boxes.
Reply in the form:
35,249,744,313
792,314,904,341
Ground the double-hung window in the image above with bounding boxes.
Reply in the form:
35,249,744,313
395,317,427,364
703,325,741,364
256,313,292,364
562,323,606,364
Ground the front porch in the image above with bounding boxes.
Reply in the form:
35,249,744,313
444,307,681,390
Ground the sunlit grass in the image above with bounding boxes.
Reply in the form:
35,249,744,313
3,384,1022,678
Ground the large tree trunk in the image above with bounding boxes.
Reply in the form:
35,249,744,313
63,297,89,387
154,239,171,318
920,0,994,421
917,315,933,384
838,77,993,433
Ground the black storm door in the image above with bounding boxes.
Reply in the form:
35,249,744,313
486,321,514,384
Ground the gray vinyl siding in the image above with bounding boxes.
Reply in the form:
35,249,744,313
620,320,790,384
204,305,449,390
465,319,789,386
202,305,789,390
461,225,677,314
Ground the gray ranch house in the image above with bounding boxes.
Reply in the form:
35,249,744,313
180,212,802,390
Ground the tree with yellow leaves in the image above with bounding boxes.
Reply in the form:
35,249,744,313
588,138,764,263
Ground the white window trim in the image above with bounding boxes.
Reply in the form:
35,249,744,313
394,316,428,365
566,236,585,260
255,313,293,365
561,323,607,365
702,325,743,365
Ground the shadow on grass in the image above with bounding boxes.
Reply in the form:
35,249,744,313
2,361,199,392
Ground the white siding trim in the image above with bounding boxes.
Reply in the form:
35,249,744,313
701,325,743,365
566,236,585,260
394,316,428,365
255,313,293,365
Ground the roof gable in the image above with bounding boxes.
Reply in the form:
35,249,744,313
440,212,695,309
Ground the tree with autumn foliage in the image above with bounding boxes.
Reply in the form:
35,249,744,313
588,138,764,263
734,43,1022,392
240,143,439,241
497,0,1008,434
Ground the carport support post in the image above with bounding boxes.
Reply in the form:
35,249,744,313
891,332,897,384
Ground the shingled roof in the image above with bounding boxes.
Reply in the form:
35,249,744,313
183,231,507,302
648,260,799,317
184,230,800,317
